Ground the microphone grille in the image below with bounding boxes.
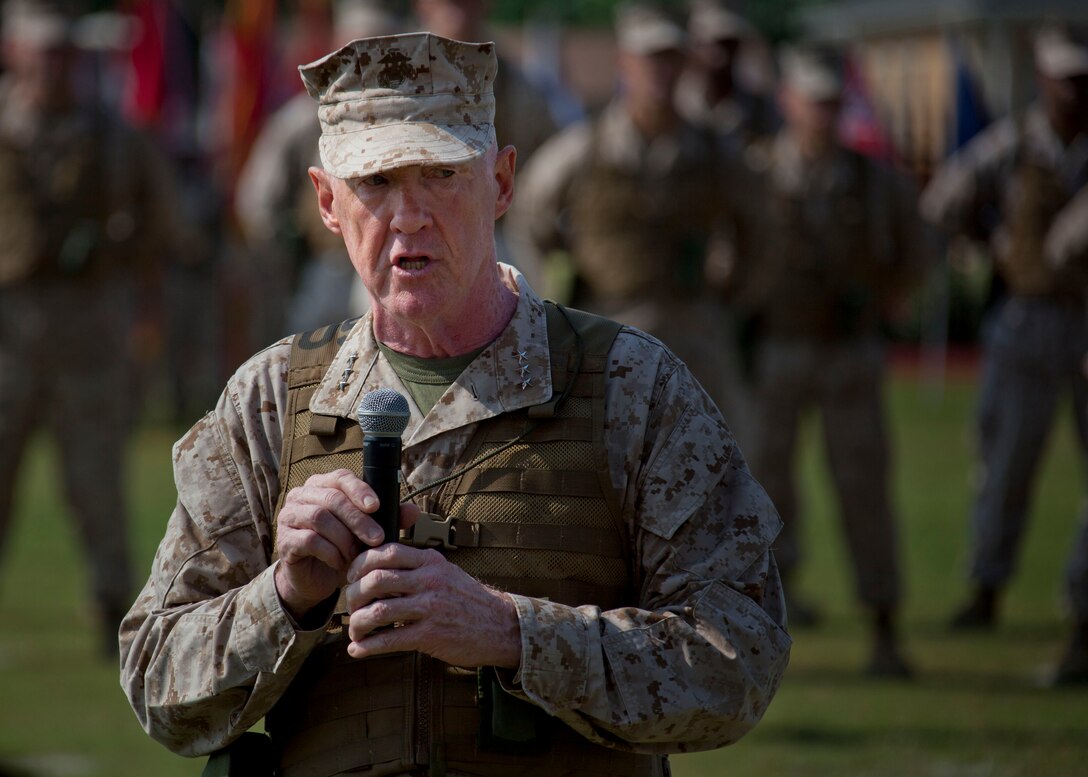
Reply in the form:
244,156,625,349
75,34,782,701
357,388,410,436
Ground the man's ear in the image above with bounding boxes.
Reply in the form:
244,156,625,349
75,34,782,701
493,145,517,221
309,167,342,235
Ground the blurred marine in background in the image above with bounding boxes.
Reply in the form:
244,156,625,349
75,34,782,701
725,43,932,677
921,23,1088,686
509,2,744,421
0,0,178,657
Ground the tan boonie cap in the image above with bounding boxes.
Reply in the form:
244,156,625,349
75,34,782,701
1034,25,1088,79
299,32,496,178
780,44,845,101
615,3,687,55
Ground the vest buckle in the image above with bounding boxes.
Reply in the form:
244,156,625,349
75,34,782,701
407,512,458,549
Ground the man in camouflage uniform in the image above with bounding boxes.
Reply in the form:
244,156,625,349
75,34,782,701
508,2,743,420
728,44,931,677
674,0,779,147
0,0,177,656
120,31,790,777
920,24,1088,685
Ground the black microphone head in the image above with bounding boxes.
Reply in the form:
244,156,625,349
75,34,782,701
357,388,410,437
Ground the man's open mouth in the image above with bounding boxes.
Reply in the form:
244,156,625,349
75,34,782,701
398,257,430,271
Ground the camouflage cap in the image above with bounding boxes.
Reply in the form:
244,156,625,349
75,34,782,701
298,32,496,178
615,3,687,55
780,44,845,101
688,0,753,43
1034,25,1088,79
2,0,73,47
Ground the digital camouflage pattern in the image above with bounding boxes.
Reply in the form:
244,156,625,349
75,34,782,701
299,32,497,178
120,266,791,767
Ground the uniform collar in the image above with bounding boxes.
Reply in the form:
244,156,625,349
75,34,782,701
308,264,554,449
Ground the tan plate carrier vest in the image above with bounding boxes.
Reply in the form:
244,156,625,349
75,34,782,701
265,304,667,777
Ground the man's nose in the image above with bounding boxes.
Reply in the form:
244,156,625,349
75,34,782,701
389,186,431,234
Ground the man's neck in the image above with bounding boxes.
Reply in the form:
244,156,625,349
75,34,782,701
372,273,519,359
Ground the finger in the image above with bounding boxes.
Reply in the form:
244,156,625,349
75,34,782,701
285,501,363,559
286,479,383,547
279,495,370,564
347,603,424,651
279,528,351,573
317,471,391,546
399,502,422,531
346,542,434,584
347,620,416,659
344,564,420,613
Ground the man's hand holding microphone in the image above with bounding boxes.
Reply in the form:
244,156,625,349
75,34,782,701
273,388,521,669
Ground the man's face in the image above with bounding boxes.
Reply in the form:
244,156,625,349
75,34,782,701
693,36,740,75
412,0,488,41
782,86,842,148
619,48,687,114
311,145,516,332
1040,71,1088,130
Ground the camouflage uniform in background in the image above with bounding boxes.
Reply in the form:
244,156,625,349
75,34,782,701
734,129,930,621
921,102,1088,629
509,100,744,419
0,65,177,647
120,266,791,775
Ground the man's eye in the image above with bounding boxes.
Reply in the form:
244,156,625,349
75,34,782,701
427,168,455,179
360,173,388,186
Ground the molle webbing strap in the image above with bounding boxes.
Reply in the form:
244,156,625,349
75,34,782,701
273,318,361,524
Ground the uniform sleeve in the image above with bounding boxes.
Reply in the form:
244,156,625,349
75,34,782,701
119,343,328,757
1045,184,1088,277
919,117,1017,240
507,329,790,753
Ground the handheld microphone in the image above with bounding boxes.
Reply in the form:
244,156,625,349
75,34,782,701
356,388,410,545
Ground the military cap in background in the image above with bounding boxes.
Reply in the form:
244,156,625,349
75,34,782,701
779,43,845,101
332,0,400,42
298,32,497,178
1034,23,1088,79
1,0,73,47
614,2,687,55
687,0,753,44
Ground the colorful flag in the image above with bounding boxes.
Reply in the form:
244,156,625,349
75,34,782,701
838,52,897,164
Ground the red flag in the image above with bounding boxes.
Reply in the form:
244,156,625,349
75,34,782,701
218,0,278,193
838,53,897,164
124,0,166,127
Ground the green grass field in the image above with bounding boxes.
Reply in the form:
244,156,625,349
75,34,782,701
1,369,1085,777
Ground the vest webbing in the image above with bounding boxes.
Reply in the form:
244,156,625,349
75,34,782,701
266,305,665,777
568,119,717,305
